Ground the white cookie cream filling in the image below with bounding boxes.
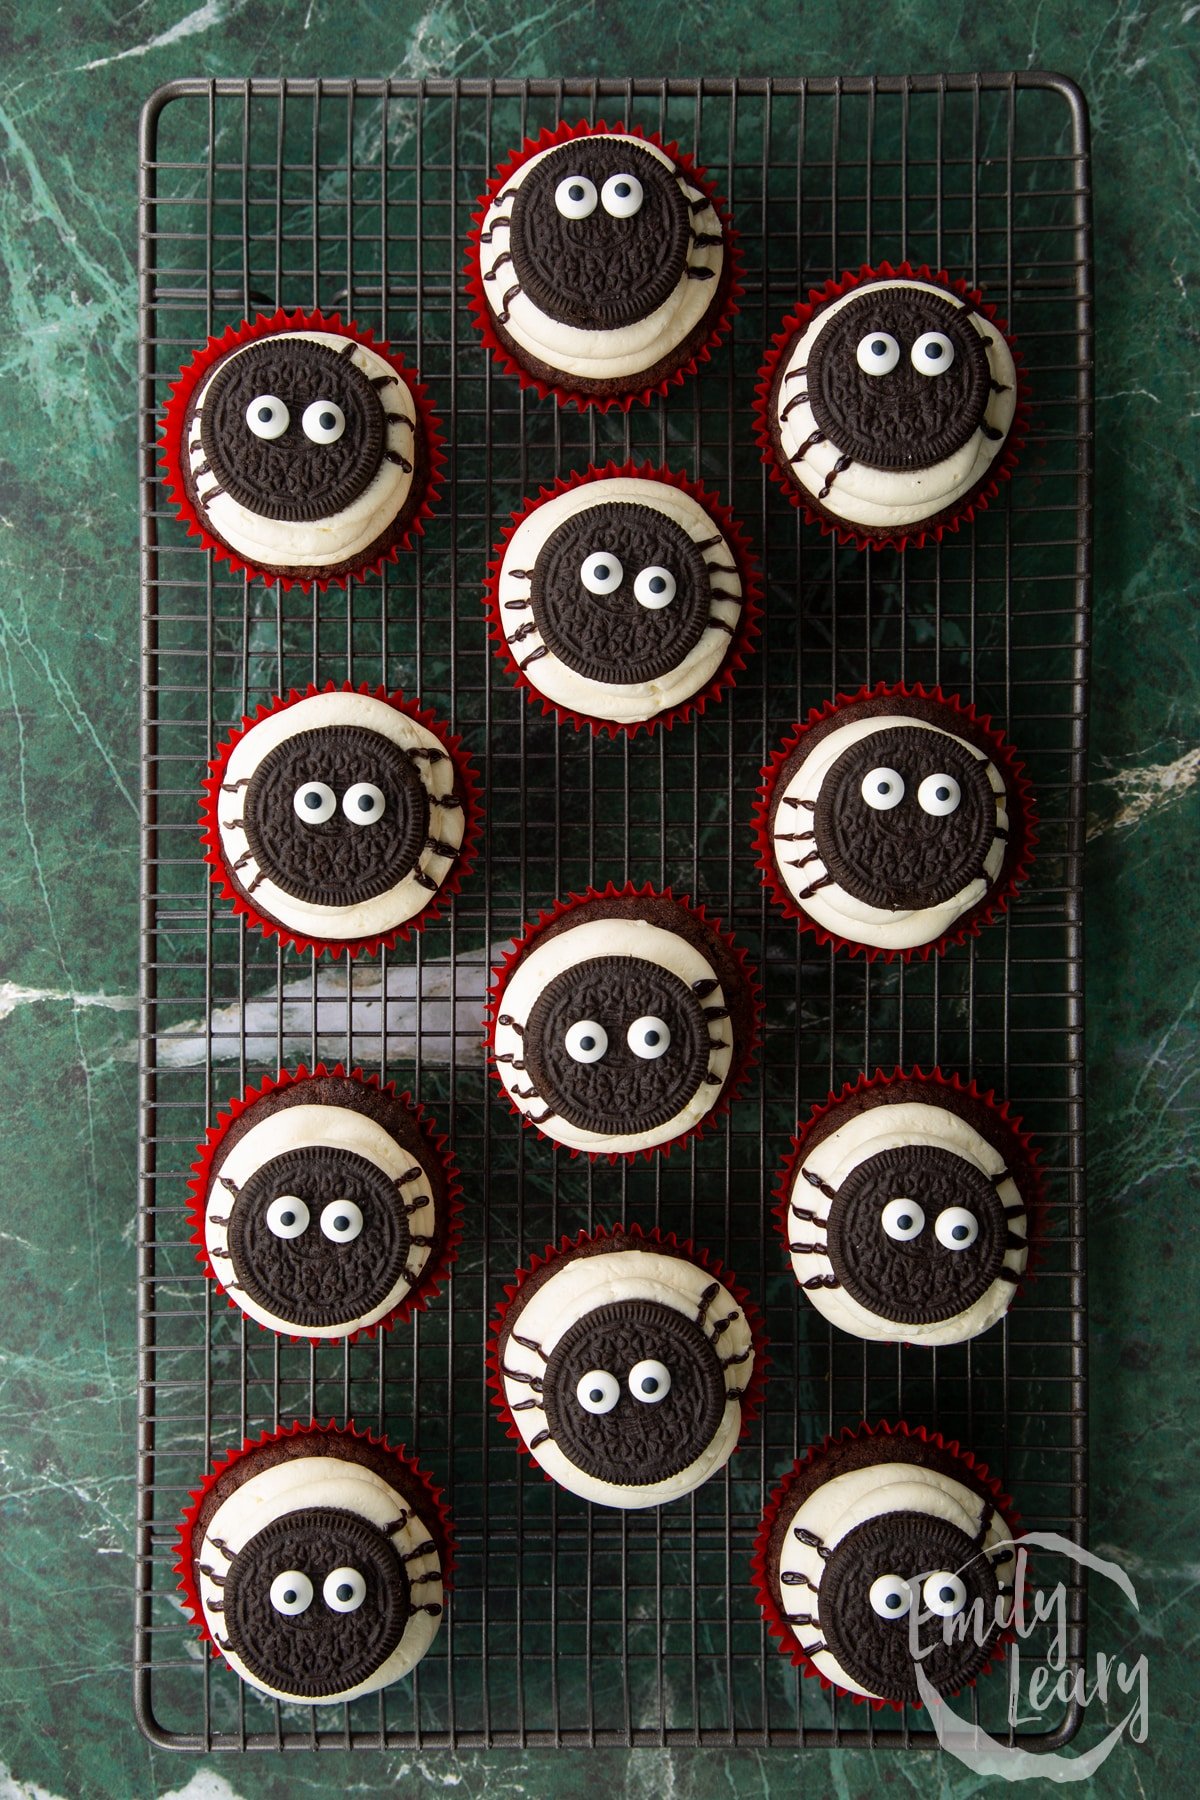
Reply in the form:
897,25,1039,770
500,1246,754,1508
774,280,1017,531
492,915,733,1154
786,1099,1028,1346
771,713,1008,951
478,134,725,382
776,1459,1014,1700
204,1101,437,1338
197,1452,443,1703
496,476,743,723
187,330,418,570
216,689,465,942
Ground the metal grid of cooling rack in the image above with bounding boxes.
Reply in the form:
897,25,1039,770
136,74,1091,1751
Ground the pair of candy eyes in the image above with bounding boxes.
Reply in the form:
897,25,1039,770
855,331,957,377
292,781,386,826
868,1570,969,1620
269,1565,368,1616
579,553,677,610
245,396,348,443
565,1016,671,1063
861,768,962,815
576,1359,671,1413
265,1194,363,1243
880,1199,980,1249
554,171,645,220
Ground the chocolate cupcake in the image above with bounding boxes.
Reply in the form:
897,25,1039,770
754,262,1026,550
754,683,1036,959
467,120,740,410
489,1224,766,1508
775,1070,1039,1347
159,308,444,588
189,1065,460,1342
202,682,480,957
485,463,760,735
752,1423,1018,1708
176,1423,453,1705
487,882,759,1160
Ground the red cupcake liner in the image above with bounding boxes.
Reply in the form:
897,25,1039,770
187,1062,463,1345
771,1066,1047,1318
158,307,446,591
175,1418,456,1657
487,1221,769,1481
201,680,482,959
752,261,1031,553
482,460,762,739
465,119,743,413
750,1420,1022,1711
485,879,762,1162
752,681,1038,962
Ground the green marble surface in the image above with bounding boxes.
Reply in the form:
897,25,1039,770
0,0,1195,1795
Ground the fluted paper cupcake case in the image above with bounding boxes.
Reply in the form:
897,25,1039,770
750,1420,1022,1711
200,680,482,959
483,460,763,738
465,119,743,413
771,1066,1048,1312
752,681,1038,963
485,879,762,1162
158,306,446,590
752,261,1031,553
175,1419,456,1654
487,1221,769,1477
187,1062,463,1344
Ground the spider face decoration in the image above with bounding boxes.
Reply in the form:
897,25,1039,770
767,695,1017,954
766,274,1019,538
493,473,746,727
495,1235,760,1508
782,1076,1032,1347
490,894,749,1157
762,1433,1017,1704
183,325,424,577
475,129,728,395
187,1432,446,1703
198,1073,448,1340
211,689,470,951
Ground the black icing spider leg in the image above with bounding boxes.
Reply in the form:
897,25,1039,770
787,1174,842,1289
780,1522,833,1656
676,179,721,278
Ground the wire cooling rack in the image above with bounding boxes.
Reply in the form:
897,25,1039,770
136,74,1091,1750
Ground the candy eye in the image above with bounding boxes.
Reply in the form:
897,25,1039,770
601,172,643,217
576,1369,620,1414
564,1019,608,1063
269,1570,313,1615
555,174,597,219
855,332,900,376
861,767,905,811
911,331,956,375
342,781,386,825
320,1199,363,1244
245,394,289,439
633,566,676,610
628,1358,671,1404
301,399,346,444
916,773,961,816
293,781,336,824
923,1571,967,1617
266,1195,310,1239
580,551,624,595
935,1206,979,1251
323,1567,366,1613
881,1197,925,1242
627,1016,670,1060
869,1573,912,1620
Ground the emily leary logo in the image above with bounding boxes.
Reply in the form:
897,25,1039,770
914,1532,1149,1779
